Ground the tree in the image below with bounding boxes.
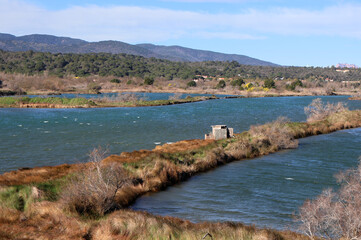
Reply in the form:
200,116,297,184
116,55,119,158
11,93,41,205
61,147,130,217
263,78,275,89
286,79,303,91
297,158,361,240
144,76,154,85
231,78,245,87
216,80,226,89
187,80,197,87
110,78,121,84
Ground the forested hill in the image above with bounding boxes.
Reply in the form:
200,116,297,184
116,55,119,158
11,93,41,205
1,50,361,82
0,33,277,66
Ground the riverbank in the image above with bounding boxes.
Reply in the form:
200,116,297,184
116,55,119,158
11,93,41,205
17,86,360,98
1,106,360,239
0,95,224,108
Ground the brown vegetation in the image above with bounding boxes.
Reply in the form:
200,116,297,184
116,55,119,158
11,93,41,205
0,201,308,240
304,98,348,122
1,71,360,97
297,158,361,240
61,148,131,217
0,163,87,186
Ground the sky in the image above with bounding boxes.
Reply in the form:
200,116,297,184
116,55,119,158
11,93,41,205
0,0,360,67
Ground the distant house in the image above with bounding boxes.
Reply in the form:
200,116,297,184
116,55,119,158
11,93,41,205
205,125,234,140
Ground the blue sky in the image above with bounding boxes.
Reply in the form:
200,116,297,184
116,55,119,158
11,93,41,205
0,0,360,67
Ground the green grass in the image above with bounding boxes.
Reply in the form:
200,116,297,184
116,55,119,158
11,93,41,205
98,96,217,107
0,96,96,107
0,96,215,108
0,185,32,211
0,176,69,211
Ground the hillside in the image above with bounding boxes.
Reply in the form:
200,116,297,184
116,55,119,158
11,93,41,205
137,43,277,66
0,33,277,66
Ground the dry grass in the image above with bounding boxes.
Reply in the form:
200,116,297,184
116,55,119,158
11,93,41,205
248,117,299,152
304,98,348,122
90,209,307,240
0,201,88,240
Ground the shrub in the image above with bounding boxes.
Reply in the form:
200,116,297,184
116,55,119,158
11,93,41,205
286,79,303,91
0,79,2,88
249,117,298,151
245,82,253,90
126,80,133,85
0,97,18,106
61,147,129,217
216,80,226,89
0,185,32,211
144,77,154,85
263,79,275,89
110,78,121,84
297,157,361,240
113,93,141,103
169,93,183,100
231,78,245,87
187,80,197,87
304,98,348,122
87,83,102,94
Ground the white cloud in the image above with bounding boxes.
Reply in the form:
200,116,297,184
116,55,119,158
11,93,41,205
0,0,361,42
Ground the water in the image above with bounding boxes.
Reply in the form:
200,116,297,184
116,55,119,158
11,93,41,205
1,94,361,230
132,128,361,230
1,95,360,174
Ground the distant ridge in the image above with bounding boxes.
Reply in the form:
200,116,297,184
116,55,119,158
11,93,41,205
0,33,278,66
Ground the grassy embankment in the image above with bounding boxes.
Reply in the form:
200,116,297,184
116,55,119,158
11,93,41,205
0,95,220,108
1,100,360,239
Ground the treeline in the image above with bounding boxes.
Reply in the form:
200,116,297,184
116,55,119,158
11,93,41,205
0,50,360,81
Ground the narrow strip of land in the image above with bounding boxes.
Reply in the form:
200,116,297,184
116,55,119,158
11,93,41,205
0,95,244,108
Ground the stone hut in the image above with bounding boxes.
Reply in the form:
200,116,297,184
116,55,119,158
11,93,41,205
205,125,234,140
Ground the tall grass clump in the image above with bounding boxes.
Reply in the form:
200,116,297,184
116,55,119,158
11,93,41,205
304,98,348,122
60,147,130,217
249,116,298,152
0,185,33,211
0,96,18,106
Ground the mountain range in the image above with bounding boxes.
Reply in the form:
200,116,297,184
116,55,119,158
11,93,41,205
0,33,278,66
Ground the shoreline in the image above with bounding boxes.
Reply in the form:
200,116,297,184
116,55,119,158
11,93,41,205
0,90,358,109
1,110,360,194
1,109,360,239
0,95,229,108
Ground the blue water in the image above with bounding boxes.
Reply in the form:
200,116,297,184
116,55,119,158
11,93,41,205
1,95,360,174
1,94,361,230
132,128,361,230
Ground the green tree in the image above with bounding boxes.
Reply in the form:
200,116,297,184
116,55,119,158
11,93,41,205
110,78,121,84
216,80,226,89
263,79,276,89
286,79,303,91
144,77,154,85
231,78,245,87
187,80,197,87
